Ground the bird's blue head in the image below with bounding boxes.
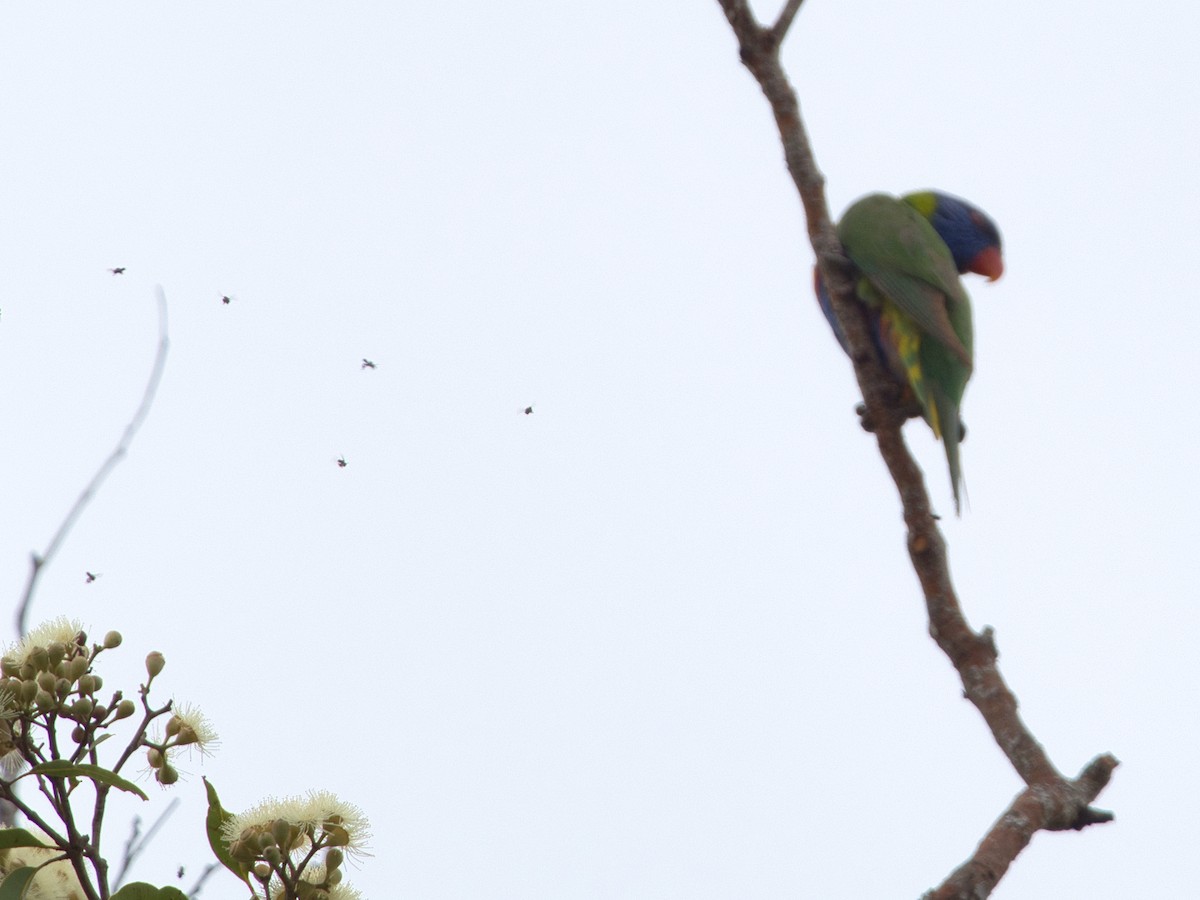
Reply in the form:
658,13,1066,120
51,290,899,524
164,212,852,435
904,191,1004,281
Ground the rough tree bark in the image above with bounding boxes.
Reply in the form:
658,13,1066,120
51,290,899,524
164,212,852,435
712,3,1118,897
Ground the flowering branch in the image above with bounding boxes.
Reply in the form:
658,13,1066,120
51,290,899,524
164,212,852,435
0,621,214,899
713,2,1116,896
0,619,369,898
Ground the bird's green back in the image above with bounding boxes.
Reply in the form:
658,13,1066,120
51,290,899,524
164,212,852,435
837,194,973,369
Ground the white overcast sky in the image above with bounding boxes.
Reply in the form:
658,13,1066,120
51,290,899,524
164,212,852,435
1,2,1196,897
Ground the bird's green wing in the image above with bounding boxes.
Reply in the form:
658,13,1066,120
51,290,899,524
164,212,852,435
838,194,971,367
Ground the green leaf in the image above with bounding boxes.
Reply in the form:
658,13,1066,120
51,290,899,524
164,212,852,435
203,777,249,884
26,761,148,801
0,867,39,900
0,829,48,851
111,883,189,900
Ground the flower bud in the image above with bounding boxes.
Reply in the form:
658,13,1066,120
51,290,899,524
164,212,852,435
271,819,292,847
324,848,344,871
68,656,89,680
36,671,55,692
145,652,165,678
103,631,122,649
252,862,271,879
77,674,97,695
229,836,259,863
45,643,66,667
71,725,87,744
146,747,164,768
30,648,50,672
114,699,136,720
155,763,179,785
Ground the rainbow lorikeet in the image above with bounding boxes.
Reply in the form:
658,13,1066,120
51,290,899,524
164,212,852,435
814,191,1003,513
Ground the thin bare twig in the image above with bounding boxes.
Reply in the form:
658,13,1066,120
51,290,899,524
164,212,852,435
186,861,221,899
713,2,1116,896
14,288,170,638
112,799,180,889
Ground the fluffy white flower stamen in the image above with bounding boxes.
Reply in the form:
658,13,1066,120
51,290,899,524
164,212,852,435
4,618,86,668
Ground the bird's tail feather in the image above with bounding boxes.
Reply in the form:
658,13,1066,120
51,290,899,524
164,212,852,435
933,392,964,516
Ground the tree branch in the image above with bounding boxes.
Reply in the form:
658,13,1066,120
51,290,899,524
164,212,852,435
112,800,180,889
713,3,1116,896
185,862,221,899
770,0,806,44
14,288,170,638
927,755,1119,899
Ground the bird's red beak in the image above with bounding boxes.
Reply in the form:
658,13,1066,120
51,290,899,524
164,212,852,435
969,246,1004,282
